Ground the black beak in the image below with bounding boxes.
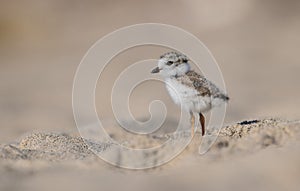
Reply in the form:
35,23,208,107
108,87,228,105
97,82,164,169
151,67,160,74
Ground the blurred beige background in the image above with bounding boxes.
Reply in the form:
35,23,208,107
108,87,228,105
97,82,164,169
1,0,300,142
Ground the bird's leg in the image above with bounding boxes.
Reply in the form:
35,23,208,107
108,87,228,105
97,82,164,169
190,112,195,137
199,113,205,136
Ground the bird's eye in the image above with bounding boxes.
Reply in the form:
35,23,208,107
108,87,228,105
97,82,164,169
166,61,173,66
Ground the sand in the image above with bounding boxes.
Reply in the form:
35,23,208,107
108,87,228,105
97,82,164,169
1,1,300,191
1,119,300,191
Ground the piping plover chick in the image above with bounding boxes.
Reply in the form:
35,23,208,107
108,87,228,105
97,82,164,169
151,52,229,136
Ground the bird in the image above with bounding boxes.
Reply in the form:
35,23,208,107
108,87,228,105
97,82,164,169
151,52,229,137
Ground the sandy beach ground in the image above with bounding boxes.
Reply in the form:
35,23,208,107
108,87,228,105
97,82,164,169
1,1,300,191
1,119,300,191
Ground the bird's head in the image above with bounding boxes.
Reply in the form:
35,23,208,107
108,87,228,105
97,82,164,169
151,52,190,78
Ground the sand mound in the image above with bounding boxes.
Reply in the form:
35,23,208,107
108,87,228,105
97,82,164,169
1,119,300,191
1,119,299,163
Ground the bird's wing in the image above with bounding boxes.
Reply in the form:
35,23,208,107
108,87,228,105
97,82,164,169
183,71,212,97
183,71,229,100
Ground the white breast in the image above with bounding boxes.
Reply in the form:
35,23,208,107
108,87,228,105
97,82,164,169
165,78,212,113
